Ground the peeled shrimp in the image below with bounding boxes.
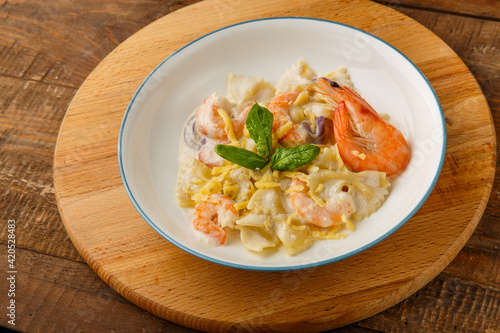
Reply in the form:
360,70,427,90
289,178,354,228
198,141,226,169
196,94,249,141
317,78,410,176
193,194,239,245
267,92,309,146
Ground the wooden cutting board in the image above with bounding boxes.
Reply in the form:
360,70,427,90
53,0,496,331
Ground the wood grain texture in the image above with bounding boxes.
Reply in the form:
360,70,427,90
378,0,500,20
0,247,194,332
51,0,496,332
1,0,499,332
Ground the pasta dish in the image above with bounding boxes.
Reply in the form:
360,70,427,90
176,60,410,255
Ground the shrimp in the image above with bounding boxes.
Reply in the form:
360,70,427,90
196,94,249,141
232,104,252,137
198,141,226,169
193,194,239,245
267,92,309,146
289,178,354,228
196,104,252,169
317,77,410,176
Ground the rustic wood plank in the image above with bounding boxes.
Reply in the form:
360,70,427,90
358,237,500,332
375,0,500,20
0,0,202,88
391,6,500,112
0,76,81,260
0,247,194,332
446,236,500,286
359,271,500,332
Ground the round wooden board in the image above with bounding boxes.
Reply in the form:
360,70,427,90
53,0,496,332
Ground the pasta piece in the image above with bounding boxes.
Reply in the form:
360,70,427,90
226,167,254,203
308,170,375,197
226,74,275,110
289,105,307,124
310,146,346,172
236,213,270,228
303,102,334,121
254,174,281,189
176,157,213,207
236,213,279,252
275,60,316,93
247,188,285,215
237,225,279,252
275,216,314,256
321,66,353,89
349,171,390,221
310,224,346,240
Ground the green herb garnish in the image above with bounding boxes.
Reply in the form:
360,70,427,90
214,102,320,171
214,145,268,170
245,103,273,158
271,145,321,171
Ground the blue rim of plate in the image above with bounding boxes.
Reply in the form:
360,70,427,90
117,17,446,271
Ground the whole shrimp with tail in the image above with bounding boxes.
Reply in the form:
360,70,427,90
317,78,410,176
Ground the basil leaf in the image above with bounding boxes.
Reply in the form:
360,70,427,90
214,144,269,170
271,145,320,171
245,103,273,158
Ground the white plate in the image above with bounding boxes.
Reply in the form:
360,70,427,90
118,18,446,271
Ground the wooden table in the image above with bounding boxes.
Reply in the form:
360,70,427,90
1,0,498,332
